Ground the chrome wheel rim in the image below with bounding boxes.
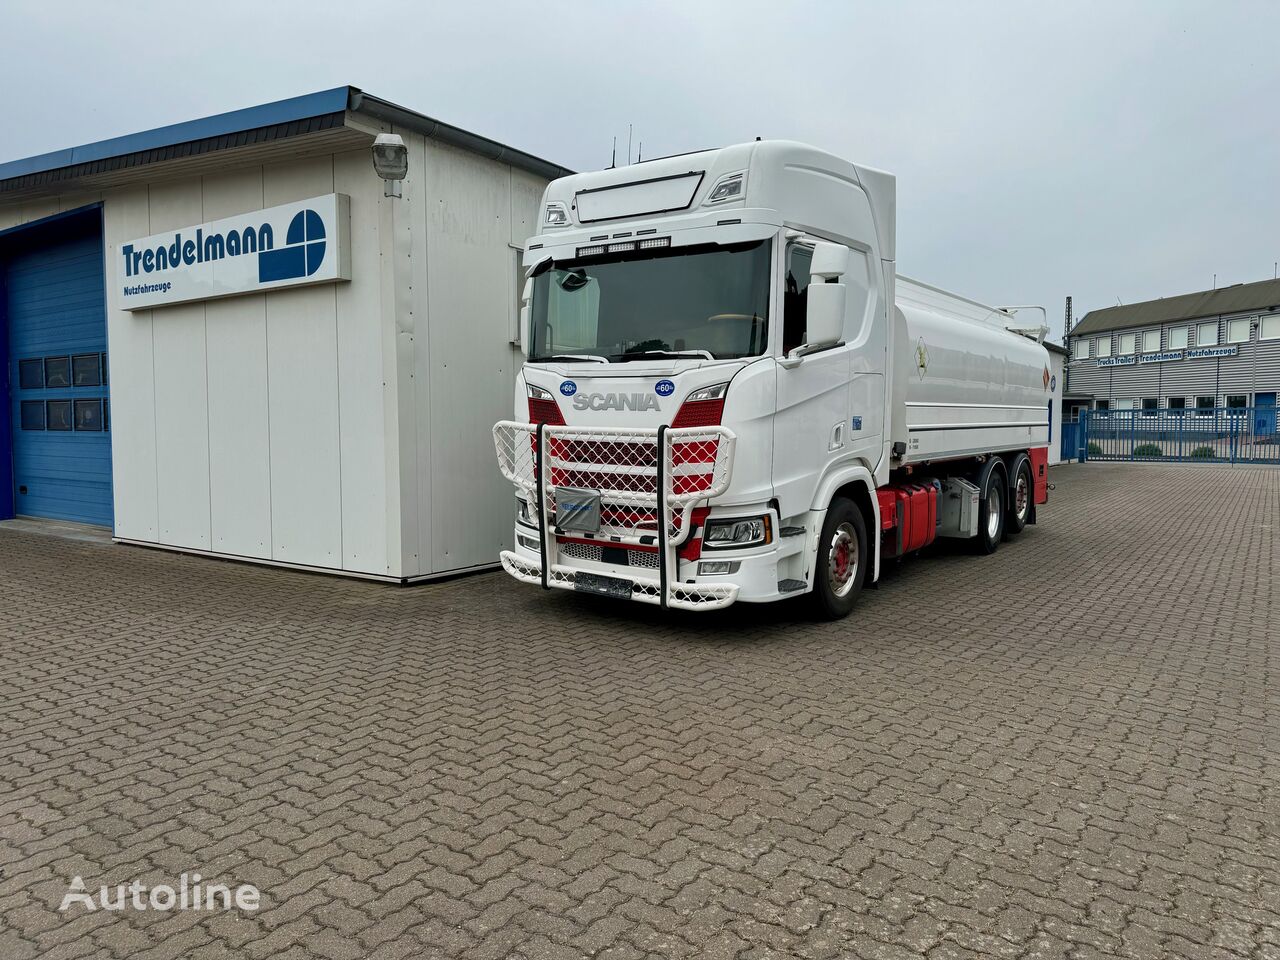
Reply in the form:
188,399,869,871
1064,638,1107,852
828,522,859,598
986,485,1003,540
1015,473,1030,521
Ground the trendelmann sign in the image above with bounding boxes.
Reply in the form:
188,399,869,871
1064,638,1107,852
1097,345,1238,368
117,194,351,310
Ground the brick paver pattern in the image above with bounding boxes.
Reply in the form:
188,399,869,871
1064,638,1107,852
1,462,1277,960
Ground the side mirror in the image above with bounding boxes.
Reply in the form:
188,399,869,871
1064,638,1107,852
518,277,533,357
805,282,846,348
809,241,851,281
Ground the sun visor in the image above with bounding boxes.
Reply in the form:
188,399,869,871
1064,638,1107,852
575,172,704,223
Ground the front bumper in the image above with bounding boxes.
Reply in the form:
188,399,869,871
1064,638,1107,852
500,550,740,611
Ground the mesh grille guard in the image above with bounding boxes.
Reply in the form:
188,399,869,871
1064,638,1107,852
493,420,738,610
493,422,736,545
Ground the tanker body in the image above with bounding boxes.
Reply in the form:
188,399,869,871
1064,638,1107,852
493,140,1051,619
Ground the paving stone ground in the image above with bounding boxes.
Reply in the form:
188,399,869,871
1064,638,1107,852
0,462,1276,960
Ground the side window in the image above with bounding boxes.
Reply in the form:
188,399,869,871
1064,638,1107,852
783,244,813,354
544,269,601,352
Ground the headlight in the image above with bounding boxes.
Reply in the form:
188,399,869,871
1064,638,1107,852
685,382,729,402
704,172,745,204
527,383,554,401
544,202,570,227
703,515,772,549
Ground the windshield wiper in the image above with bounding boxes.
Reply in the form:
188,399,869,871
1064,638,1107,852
618,349,716,362
529,354,610,364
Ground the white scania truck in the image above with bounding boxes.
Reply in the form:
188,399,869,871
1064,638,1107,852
493,140,1051,618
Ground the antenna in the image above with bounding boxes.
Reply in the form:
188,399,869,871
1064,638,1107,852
1213,273,1217,289
637,141,642,163
609,137,616,169
627,124,633,165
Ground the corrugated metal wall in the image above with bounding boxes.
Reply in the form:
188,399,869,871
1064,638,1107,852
1068,312,1280,407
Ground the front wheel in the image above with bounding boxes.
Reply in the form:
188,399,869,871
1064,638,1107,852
808,497,868,620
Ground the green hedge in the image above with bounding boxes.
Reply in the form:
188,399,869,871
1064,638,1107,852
1087,442,1103,456
1189,445,1216,459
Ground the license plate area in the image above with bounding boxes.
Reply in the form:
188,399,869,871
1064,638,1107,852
556,487,601,533
575,572,634,600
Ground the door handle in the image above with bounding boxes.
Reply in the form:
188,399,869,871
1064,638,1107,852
829,422,844,451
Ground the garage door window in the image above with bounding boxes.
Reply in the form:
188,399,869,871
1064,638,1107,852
46,399,72,431
74,399,103,431
19,359,44,389
20,401,45,430
72,354,102,386
44,356,71,387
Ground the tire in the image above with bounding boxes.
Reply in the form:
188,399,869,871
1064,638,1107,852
1005,456,1032,536
808,497,868,620
975,465,1006,554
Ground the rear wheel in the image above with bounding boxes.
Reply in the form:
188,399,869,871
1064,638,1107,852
808,497,868,620
1006,457,1033,536
975,465,1006,554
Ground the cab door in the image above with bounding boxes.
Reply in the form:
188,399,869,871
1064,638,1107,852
771,242,851,518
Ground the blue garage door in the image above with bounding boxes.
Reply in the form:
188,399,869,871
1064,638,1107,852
4,211,112,526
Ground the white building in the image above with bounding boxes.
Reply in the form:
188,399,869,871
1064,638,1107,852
0,86,570,581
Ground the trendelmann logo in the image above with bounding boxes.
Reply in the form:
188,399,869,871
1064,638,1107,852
121,210,326,285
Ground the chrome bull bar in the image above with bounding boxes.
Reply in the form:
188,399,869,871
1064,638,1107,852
492,421,737,609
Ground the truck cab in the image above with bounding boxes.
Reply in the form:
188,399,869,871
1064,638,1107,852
493,140,1048,616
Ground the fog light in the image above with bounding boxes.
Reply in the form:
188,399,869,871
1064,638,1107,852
703,515,771,548
518,534,540,551
698,560,739,576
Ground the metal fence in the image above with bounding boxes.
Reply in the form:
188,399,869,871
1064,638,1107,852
1067,407,1280,464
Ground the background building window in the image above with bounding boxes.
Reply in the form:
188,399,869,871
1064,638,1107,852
1226,395,1248,410
1113,398,1134,411
1196,396,1216,412
1141,397,1158,415
1095,336,1112,357
1226,318,1250,343
1141,330,1160,353
1197,322,1218,346
1118,333,1136,354
1168,397,1187,414
1169,326,1189,349
1071,339,1088,359
1095,399,1110,411
1262,315,1280,340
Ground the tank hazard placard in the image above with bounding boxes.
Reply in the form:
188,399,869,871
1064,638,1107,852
116,194,351,310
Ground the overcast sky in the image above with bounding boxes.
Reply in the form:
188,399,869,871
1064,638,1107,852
5,1,1278,341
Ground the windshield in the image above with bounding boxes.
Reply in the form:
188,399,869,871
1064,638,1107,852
528,240,771,362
